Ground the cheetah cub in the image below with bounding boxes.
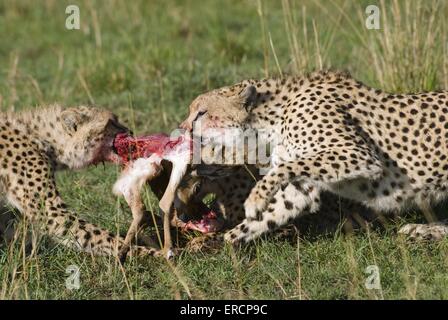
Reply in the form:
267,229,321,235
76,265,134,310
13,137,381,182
0,105,159,257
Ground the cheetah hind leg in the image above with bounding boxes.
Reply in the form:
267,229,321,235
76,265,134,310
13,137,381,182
225,181,320,244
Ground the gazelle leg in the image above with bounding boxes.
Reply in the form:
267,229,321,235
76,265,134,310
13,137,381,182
159,160,189,259
119,186,146,263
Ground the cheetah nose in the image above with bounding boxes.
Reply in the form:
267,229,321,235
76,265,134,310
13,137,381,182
179,121,192,132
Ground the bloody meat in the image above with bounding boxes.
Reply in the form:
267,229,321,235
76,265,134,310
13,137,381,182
113,132,186,164
113,132,223,233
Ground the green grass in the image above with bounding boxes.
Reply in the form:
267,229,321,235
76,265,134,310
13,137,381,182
1,0,448,299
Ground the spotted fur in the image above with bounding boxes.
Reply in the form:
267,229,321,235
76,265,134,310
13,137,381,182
0,105,159,257
181,70,448,244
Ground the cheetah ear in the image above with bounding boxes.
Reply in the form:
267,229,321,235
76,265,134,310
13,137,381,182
61,109,83,133
239,85,257,112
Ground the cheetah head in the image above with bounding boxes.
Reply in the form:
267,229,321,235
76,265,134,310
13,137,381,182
180,85,258,139
58,106,129,169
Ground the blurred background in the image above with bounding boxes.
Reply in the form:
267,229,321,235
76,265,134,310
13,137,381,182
1,0,447,133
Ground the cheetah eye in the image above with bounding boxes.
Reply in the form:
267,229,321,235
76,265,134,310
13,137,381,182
194,110,207,122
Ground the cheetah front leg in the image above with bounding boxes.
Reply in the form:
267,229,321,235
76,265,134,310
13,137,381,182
7,163,160,258
225,180,320,244
236,147,383,243
244,148,383,220
9,192,160,258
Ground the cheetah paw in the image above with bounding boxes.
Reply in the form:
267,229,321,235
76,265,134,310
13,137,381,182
398,223,448,241
224,228,246,246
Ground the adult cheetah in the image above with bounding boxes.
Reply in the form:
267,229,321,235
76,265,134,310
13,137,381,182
180,70,448,244
0,105,159,257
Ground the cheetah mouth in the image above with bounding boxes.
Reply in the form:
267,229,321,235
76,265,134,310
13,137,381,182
111,135,120,156
93,135,124,165
107,133,131,164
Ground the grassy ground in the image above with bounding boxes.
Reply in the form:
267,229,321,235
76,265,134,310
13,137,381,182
1,0,448,299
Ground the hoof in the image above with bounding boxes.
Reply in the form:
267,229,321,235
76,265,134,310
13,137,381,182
163,248,175,260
